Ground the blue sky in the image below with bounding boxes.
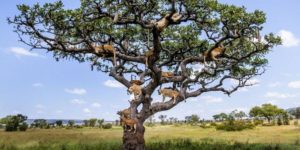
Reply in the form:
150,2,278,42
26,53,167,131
1,0,300,121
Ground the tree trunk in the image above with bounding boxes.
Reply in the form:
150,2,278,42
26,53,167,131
123,120,145,150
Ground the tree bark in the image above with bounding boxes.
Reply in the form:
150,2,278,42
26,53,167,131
123,120,145,150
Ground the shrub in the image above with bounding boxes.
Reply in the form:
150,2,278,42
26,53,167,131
19,122,28,131
210,122,217,127
0,124,3,129
253,119,263,126
199,123,212,129
216,120,255,131
102,123,112,129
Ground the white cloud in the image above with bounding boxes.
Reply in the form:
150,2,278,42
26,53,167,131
288,81,300,89
65,88,87,95
35,104,45,109
70,99,86,105
91,102,101,108
104,80,124,88
264,92,296,99
33,83,43,87
268,82,281,88
277,30,300,47
200,96,223,103
83,108,92,113
9,47,42,57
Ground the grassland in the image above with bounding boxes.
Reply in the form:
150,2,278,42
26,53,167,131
0,125,300,150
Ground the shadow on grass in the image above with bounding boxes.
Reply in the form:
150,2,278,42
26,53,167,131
1,139,300,150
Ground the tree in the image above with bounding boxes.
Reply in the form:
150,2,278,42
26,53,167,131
159,115,167,125
230,110,247,120
9,1,280,149
83,120,89,127
68,120,75,127
55,120,63,127
213,113,228,122
185,114,200,125
98,119,104,128
282,111,290,125
1,114,28,131
249,104,284,123
32,119,48,129
295,107,300,120
89,118,98,127
19,122,29,131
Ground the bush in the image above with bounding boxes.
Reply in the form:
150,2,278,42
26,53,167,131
19,122,28,131
199,123,212,129
253,119,263,126
216,120,255,131
102,123,112,129
210,122,217,127
0,124,3,129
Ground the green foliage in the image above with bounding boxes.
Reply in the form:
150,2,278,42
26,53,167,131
89,118,97,127
2,114,28,132
185,114,200,125
55,120,63,127
216,120,255,131
253,118,263,126
282,112,290,125
19,122,28,131
67,120,75,127
97,119,104,128
32,119,48,129
250,104,285,123
102,123,112,129
213,113,228,121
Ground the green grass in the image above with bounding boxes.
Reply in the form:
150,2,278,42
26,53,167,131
0,125,300,150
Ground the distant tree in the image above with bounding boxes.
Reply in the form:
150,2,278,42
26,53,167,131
97,119,104,128
33,119,48,128
19,122,28,131
159,115,167,125
89,118,97,127
234,111,247,120
102,123,112,129
249,104,284,123
213,113,228,122
169,117,175,124
282,111,290,125
55,120,63,127
83,120,89,127
2,114,28,131
68,120,75,127
185,114,200,125
295,108,300,120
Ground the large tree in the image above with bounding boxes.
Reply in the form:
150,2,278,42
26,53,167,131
249,104,285,123
9,0,280,149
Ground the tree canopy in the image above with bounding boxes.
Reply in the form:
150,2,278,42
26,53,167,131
249,104,285,122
